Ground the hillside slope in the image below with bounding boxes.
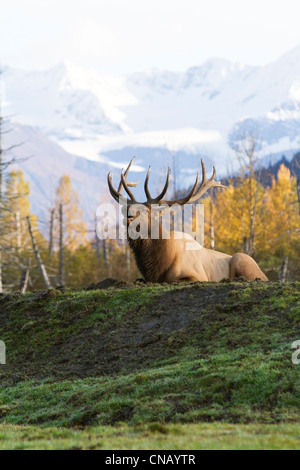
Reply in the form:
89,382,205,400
0,281,299,429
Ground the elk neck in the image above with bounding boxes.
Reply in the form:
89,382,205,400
128,236,173,283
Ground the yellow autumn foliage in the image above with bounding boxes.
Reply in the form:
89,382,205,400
204,164,299,268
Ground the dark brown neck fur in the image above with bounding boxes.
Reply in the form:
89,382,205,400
128,238,171,282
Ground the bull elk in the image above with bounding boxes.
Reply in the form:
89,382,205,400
108,158,268,282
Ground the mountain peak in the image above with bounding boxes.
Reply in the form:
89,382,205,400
275,43,300,64
48,61,94,84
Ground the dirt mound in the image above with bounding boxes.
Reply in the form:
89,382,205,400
0,281,299,384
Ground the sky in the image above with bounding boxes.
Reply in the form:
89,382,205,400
1,0,300,74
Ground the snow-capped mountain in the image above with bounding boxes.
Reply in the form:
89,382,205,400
2,62,134,138
2,45,300,197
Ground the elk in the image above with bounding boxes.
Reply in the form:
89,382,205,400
108,158,268,283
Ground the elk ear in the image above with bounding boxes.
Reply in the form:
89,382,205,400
121,206,128,217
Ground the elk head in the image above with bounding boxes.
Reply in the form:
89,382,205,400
108,157,224,234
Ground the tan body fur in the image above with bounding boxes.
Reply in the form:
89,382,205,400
129,230,268,283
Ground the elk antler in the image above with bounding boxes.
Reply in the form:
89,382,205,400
180,159,226,204
108,157,140,205
107,157,225,206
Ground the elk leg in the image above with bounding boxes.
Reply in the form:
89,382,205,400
229,253,268,281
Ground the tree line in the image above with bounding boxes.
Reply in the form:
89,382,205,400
0,113,299,291
0,167,141,292
203,135,300,282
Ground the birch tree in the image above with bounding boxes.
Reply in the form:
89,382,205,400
231,132,264,256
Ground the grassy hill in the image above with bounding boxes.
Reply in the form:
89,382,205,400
0,280,299,449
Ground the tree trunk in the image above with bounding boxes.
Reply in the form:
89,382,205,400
103,239,108,262
280,256,289,283
209,190,215,250
15,210,22,251
20,263,30,294
58,203,64,286
249,218,255,256
249,176,260,257
107,241,112,278
95,216,101,270
126,244,131,278
297,177,300,216
172,152,177,198
27,216,51,289
243,237,249,255
0,246,3,294
0,95,3,294
102,239,112,277
0,97,2,202
49,208,55,257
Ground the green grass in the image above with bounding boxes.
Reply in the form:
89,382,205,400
0,281,299,449
0,354,299,428
0,422,299,450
